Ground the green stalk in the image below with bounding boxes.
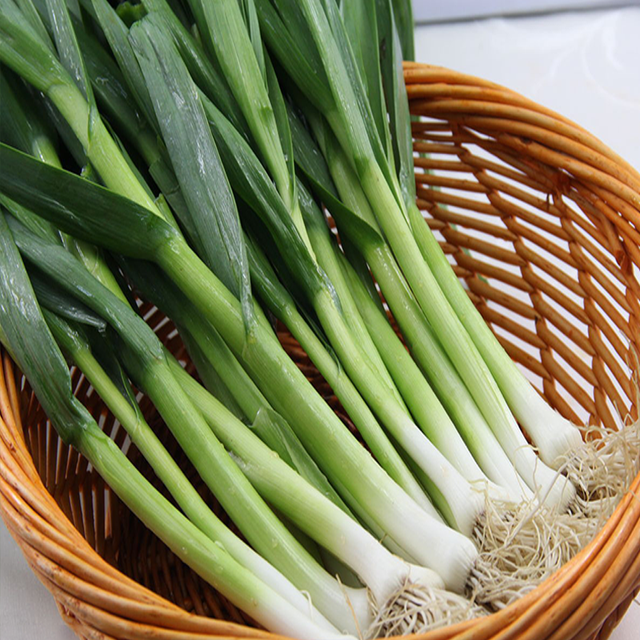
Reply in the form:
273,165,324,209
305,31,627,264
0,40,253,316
6,216,368,634
0,145,479,593
299,182,405,410
0,211,347,640
120,257,353,518
81,430,342,639
285,0,575,509
361,162,575,507
159,236,479,591
407,202,585,466
166,357,447,610
337,246,497,488
246,235,438,517
44,311,335,627
333,194,532,491
312,282,488,534
301,99,534,498
173,329,361,586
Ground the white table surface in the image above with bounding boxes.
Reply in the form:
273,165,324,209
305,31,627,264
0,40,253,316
2,6,639,640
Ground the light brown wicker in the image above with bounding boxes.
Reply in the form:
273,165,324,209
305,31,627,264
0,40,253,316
1,63,639,640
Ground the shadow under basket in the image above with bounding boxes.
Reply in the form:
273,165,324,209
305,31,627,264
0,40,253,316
2,63,640,640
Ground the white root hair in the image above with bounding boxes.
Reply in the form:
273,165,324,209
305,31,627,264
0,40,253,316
468,495,597,609
558,419,640,520
367,421,639,627
468,418,640,610
367,579,487,638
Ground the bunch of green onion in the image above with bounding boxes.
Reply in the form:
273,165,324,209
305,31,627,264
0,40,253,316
0,0,638,637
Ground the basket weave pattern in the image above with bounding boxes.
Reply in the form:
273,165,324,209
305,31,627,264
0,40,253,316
1,64,639,640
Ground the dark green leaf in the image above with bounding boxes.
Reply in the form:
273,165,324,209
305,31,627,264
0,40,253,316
0,143,177,260
377,0,415,208
129,15,252,323
287,107,387,252
141,0,249,138
0,69,59,164
199,94,326,300
265,54,297,221
6,213,164,362
391,0,414,61
286,100,338,199
0,0,69,94
90,0,157,129
14,0,56,51
254,0,333,113
340,0,389,160
0,212,93,445
34,272,107,331
88,328,145,414
73,16,149,146
0,194,62,245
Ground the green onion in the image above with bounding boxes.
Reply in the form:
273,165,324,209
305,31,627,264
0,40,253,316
5,211,371,633
119,256,355,518
2,0,620,624
43,308,335,628
408,200,587,466
188,0,312,249
0,142,479,596
310,124,528,494
0,211,347,639
372,0,586,475
260,0,575,511
128,13,253,324
245,232,439,519
8,205,485,632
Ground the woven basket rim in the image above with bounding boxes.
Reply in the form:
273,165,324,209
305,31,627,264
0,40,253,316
1,61,639,640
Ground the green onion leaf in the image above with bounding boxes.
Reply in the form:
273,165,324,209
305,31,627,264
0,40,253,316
44,0,95,106
0,143,177,260
254,0,333,113
391,0,414,61
90,0,157,128
33,272,107,332
377,0,416,209
141,0,249,137
0,212,91,445
5,213,164,361
129,14,253,324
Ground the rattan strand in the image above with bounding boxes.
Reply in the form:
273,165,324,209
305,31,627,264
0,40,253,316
1,63,639,640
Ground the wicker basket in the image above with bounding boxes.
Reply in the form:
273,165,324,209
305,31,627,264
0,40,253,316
1,63,640,640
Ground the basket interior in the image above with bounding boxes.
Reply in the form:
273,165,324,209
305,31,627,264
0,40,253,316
9,84,640,631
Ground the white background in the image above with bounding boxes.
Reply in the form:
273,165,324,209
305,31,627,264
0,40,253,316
1,5,639,640
413,0,640,23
